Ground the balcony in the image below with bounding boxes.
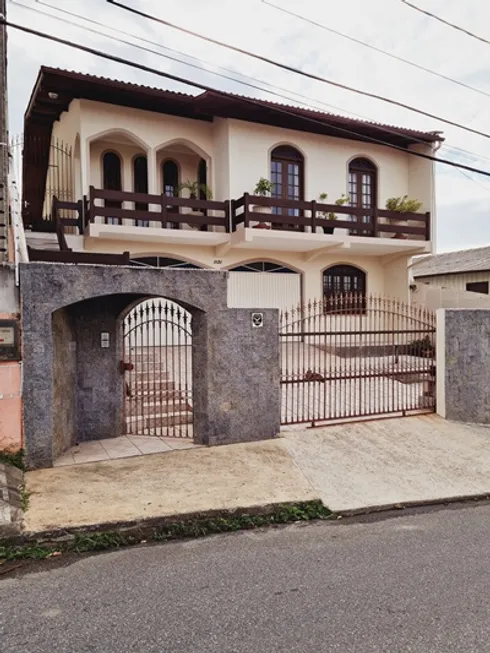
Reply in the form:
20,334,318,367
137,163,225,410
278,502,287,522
85,187,230,248
31,189,432,259
230,194,431,256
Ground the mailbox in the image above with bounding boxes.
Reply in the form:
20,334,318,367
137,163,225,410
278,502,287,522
0,320,20,361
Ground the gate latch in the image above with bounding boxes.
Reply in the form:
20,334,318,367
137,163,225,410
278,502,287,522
119,360,134,374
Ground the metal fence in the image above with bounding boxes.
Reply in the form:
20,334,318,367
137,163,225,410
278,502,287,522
122,300,193,439
280,294,436,426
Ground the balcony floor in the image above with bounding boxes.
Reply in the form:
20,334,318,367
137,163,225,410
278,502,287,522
87,222,229,247
230,227,431,256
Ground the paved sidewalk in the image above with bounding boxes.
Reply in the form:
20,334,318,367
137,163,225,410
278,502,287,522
24,440,316,533
21,414,490,535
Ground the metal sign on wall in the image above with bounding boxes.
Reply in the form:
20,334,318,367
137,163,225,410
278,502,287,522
0,320,20,361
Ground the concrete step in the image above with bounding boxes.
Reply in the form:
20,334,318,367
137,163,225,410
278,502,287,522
129,379,176,391
126,411,193,428
127,401,191,415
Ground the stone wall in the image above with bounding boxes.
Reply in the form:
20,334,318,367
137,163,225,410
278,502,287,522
20,263,281,468
52,307,77,458
437,309,490,424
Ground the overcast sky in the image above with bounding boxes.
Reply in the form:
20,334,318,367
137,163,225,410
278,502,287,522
7,0,490,252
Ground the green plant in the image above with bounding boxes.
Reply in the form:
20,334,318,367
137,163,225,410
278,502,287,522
385,195,423,214
253,177,274,196
0,449,25,471
0,501,333,561
328,193,350,221
318,193,350,220
178,180,212,200
407,335,435,357
20,487,31,512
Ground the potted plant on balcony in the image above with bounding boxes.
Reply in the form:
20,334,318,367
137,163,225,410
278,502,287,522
252,177,274,229
385,195,422,239
178,180,213,228
317,193,350,234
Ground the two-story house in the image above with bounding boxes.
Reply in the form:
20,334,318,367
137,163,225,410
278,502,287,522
22,67,441,311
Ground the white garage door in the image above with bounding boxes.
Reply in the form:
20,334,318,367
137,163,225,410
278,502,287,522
227,262,301,311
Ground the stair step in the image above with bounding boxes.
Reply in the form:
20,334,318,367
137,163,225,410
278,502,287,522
127,401,191,415
126,411,193,428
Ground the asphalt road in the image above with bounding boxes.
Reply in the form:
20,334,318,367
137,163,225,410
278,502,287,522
2,505,490,652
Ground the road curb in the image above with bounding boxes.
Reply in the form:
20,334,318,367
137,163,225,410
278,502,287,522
0,500,332,560
333,492,490,518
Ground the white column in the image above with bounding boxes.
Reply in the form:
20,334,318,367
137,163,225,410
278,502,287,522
148,147,159,226
80,137,89,196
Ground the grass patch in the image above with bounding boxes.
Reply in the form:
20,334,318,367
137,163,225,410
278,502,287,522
0,501,332,562
20,487,30,512
0,449,25,471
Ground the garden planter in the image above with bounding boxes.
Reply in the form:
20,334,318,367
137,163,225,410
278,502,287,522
252,204,272,229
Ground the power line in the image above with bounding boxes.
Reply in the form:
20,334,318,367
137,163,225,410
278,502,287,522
6,17,490,180
457,169,490,194
21,0,490,167
30,0,490,168
105,0,490,142
262,0,490,99
401,0,490,46
12,0,452,158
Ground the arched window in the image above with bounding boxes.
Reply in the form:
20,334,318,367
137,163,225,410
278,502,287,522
162,160,179,197
162,159,180,229
270,145,304,230
133,155,148,227
229,261,298,274
103,151,122,225
323,265,366,313
348,158,377,236
197,158,207,199
131,256,201,269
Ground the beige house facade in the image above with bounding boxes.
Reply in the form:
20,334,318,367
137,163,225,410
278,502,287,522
23,67,441,310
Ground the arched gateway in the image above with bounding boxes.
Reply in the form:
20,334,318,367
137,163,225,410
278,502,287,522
122,299,193,439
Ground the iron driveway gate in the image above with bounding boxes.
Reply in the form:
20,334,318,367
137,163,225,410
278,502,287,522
122,299,193,438
280,295,436,426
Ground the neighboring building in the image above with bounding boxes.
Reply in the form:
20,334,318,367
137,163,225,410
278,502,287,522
21,67,441,310
412,246,490,295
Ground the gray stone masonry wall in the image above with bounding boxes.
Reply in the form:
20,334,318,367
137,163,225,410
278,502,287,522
20,263,281,468
52,307,76,458
439,309,490,424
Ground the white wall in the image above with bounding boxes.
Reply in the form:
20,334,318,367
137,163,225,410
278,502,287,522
414,271,490,292
412,280,490,311
227,119,423,208
49,99,433,213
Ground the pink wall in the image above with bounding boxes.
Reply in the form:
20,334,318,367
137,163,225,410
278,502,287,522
0,312,22,452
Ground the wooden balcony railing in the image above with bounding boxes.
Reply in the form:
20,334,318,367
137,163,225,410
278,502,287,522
232,194,431,240
87,187,231,232
42,189,431,243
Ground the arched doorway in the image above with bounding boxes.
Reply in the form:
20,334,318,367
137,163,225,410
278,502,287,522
122,299,193,439
102,151,122,225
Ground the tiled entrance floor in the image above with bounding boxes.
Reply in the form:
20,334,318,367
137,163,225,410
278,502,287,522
54,435,200,467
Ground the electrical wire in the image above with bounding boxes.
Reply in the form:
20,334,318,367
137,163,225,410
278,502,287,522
17,0,490,167
401,0,490,46
262,0,490,99
5,17,490,179
105,0,490,142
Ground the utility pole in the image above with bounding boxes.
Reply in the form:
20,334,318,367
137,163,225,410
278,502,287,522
0,0,8,264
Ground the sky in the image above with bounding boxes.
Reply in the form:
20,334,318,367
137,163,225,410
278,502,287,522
6,0,490,253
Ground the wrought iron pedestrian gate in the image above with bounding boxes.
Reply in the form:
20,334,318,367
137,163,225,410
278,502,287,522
280,295,436,426
122,300,193,438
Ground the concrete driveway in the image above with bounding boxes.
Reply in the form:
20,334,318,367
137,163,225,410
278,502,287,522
22,414,490,534
283,414,490,512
